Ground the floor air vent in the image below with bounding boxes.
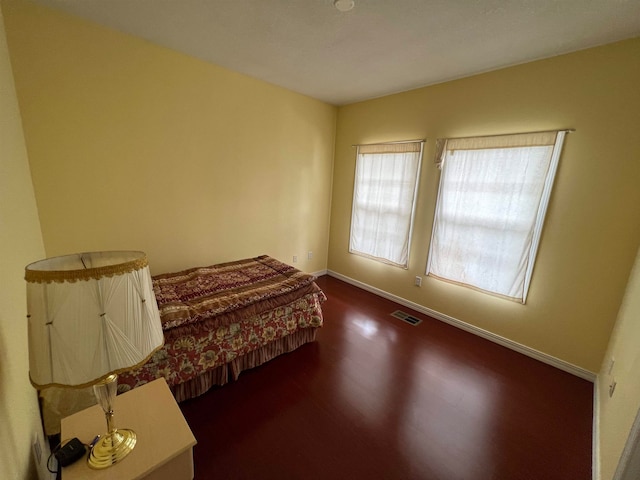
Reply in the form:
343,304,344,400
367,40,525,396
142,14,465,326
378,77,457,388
390,310,422,326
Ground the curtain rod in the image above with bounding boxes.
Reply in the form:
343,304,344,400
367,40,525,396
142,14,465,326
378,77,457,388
439,129,575,142
351,129,574,147
351,139,425,147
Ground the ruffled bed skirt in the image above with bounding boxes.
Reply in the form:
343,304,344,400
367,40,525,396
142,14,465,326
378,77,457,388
40,328,318,435
172,327,318,402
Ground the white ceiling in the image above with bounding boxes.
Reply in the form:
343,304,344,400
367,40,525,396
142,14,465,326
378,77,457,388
33,0,640,105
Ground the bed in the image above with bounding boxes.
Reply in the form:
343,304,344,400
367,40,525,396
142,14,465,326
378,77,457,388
117,254,326,400
40,255,326,434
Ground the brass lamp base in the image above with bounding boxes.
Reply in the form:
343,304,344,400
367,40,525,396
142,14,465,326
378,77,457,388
88,428,137,469
88,373,137,469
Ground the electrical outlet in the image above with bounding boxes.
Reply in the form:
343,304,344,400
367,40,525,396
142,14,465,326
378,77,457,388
308,251,313,260
609,378,617,398
292,255,298,263
33,432,56,480
33,437,42,464
414,276,422,287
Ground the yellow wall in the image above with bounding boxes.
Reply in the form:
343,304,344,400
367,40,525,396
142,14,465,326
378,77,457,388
329,38,640,373
598,245,640,479
0,3,47,479
4,1,640,475
2,1,336,276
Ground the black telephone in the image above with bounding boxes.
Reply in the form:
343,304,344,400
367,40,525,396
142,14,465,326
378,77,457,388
54,437,86,467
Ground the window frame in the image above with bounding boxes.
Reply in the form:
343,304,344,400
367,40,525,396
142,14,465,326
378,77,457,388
349,140,424,268
426,130,568,303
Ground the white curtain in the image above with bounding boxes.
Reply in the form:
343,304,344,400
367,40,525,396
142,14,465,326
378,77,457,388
350,142,423,268
427,131,566,302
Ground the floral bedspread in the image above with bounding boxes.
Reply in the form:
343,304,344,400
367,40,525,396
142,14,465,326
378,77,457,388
153,255,319,329
118,291,324,391
118,256,326,392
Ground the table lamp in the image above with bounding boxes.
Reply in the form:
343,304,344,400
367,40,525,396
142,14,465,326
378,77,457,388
25,251,164,469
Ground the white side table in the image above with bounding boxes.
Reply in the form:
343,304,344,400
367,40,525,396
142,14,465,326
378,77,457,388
61,377,197,480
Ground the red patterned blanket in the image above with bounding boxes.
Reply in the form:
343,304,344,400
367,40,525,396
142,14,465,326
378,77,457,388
153,255,320,330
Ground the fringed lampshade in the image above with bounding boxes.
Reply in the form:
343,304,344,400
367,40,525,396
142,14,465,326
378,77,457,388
25,251,164,468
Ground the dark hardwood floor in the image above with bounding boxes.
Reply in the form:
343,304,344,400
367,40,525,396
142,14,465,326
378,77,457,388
180,275,593,479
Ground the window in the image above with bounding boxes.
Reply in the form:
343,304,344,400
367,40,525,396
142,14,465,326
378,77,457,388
349,141,423,268
426,131,567,303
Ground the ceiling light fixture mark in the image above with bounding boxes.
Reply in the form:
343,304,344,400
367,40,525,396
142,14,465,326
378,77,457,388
334,0,355,13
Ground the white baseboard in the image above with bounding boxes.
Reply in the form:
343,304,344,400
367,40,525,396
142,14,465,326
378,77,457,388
593,379,601,480
326,269,597,382
311,269,328,278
